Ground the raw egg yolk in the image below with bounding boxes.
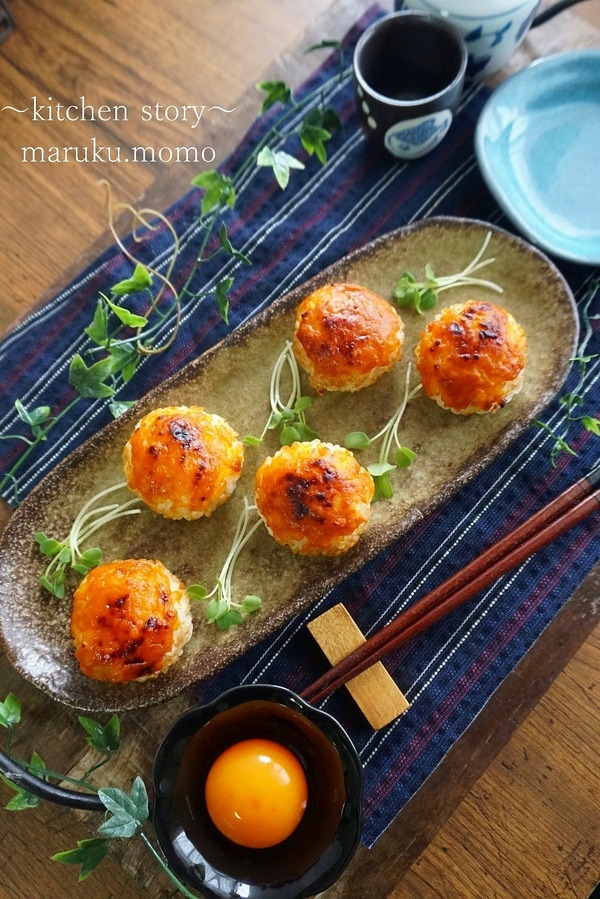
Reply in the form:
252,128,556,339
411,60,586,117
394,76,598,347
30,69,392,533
204,738,308,849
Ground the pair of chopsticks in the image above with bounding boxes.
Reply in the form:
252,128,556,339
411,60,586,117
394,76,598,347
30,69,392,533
301,464,600,705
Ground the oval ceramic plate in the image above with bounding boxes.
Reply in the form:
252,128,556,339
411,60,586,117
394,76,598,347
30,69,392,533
0,218,578,711
475,51,600,266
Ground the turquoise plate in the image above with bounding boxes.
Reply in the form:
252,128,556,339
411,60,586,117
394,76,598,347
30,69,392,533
475,51,600,266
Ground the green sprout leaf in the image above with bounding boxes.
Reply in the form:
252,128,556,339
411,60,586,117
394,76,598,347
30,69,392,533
35,483,139,597
242,434,262,447
346,366,420,501
241,595,262,613
367,461,397,478
344,431,372,450
393,231,502,314
256,147,305,190
195,500,262,631
279,425,302,445
246,343,320,447
395,446,417,468
51,838,110,882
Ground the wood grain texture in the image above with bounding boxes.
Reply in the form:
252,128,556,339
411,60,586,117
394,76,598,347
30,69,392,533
307,603,410,729
0,1,599,898
388,624,600,899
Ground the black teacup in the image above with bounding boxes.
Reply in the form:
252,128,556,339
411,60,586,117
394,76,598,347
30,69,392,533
353,11,467,159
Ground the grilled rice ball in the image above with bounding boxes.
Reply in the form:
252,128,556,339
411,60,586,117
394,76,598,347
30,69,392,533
293,282,404,393
254,440,375,556
71,558,193,684
415,301,527,415
122,406,243,520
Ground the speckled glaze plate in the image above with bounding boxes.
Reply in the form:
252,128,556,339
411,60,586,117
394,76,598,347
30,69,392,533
475,51,600,265
0,218,578,711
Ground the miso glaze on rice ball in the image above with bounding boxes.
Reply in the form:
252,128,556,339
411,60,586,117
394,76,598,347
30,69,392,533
122,406,243,520
415,301,527,415
71,558,192,684
254,440,375,556
293,282,404,393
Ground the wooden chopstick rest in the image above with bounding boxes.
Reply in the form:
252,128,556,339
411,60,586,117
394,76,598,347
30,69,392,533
307,603,409,729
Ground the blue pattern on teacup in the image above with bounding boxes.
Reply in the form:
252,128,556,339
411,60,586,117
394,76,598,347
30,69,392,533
464,21,512,48
395,0,541,76
384,110,452,159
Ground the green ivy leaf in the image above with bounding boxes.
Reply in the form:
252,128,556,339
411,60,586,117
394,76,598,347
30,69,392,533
108,400,136,419
191,171,236,215
299,108,334,165
0,693,21,729
14,399,51,430
103,295,148,329
110,263,153,296
582,415,600,435
97,777,148,838
305,39,342,54
51,838,110,881
256,79,291,113
0,775,39,811
84,300,109,346
1,750,46,811
78,714,120,755
68,355,115,399
215,276,234,325
218,223,251,265
256,147,305,190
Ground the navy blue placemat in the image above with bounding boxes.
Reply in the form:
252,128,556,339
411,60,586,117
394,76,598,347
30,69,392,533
0,6,598,848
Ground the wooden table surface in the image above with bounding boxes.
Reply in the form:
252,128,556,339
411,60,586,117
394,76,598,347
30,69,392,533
0,1,599,897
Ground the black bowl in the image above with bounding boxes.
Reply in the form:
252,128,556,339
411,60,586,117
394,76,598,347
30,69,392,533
152,684,363,898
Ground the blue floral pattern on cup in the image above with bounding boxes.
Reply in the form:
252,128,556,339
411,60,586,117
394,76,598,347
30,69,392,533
394,0,541,77
385,111,452,159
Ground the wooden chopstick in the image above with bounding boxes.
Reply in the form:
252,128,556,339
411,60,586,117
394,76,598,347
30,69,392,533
301,464,600,705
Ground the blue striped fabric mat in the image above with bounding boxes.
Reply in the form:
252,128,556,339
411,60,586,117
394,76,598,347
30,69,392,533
0,6,598,847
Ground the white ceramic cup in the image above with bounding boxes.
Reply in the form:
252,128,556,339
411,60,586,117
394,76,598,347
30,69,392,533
395,0,541,77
